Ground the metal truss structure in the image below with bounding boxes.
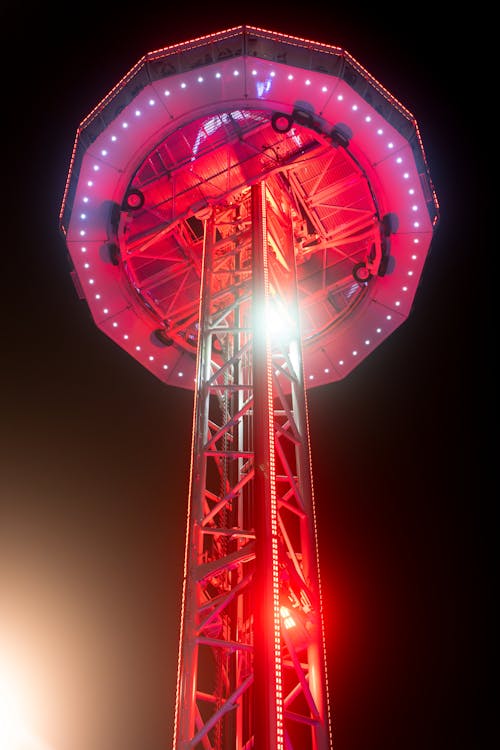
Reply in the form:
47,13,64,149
174,183,330,749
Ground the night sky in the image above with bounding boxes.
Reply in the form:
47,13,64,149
0,4,483,750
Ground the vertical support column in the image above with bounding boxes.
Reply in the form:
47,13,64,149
251,182,284,750
173,217,215,749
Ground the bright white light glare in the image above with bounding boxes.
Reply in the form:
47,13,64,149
0,664,54,750
265,299,295,340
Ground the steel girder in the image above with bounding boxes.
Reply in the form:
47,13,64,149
174,183,331,750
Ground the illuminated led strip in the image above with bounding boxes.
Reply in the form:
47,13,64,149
258,182,284,748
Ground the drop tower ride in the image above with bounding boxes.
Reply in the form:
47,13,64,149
60,26,439,750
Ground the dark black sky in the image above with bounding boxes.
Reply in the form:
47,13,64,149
0,4,484,750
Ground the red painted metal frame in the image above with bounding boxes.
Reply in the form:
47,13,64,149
60,26,439,390
174,184,330,749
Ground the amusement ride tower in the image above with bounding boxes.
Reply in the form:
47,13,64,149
60,26,439,750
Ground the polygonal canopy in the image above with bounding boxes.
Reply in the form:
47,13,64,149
60,25,439,390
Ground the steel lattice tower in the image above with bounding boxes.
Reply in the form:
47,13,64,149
60,26,438,750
